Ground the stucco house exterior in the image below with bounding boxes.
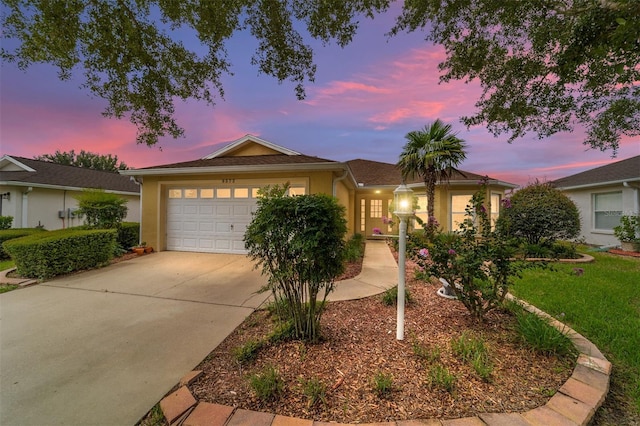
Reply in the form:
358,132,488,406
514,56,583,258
121,135,516,254
551,155,640,247
0,155,141,230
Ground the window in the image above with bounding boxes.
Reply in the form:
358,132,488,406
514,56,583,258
200,189,214,198
252,188,261,198
370,199,382,218
168,189,182,199
415,195,428,225
451,194,473,230
288,187,306,196
360,199,366,232
594,192,622,230
490,193,501,229
184,189,197,199
216,188,231,198
387,199,394,232
234,188,249,198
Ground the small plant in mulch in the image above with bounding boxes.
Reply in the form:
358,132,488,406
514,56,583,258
248,365,284,401
411,340,441,363
299,377,327,408
372,372,394,398
451,331,494,382
511,306,577,357
381,286,413,306
232,339,264,364
426,364,457,393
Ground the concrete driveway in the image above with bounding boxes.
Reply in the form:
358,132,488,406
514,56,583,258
0,252,269,426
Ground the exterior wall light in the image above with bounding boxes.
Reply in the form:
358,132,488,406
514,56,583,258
393,183,414,340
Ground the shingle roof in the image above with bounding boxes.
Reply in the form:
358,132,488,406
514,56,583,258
551,155,640,189
137,154,338,169
0,156,140,193
346,159,493,186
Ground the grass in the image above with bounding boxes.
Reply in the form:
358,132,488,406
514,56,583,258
451,331,493,382
0,259,15,271
381,286,413,306
511,250,640,416
300,376,327,407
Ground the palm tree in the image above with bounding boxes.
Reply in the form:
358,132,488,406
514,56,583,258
397,119,468,228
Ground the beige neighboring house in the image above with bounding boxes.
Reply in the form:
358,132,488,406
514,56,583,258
551,155,640,247
0,155,141,230
121,134,516,254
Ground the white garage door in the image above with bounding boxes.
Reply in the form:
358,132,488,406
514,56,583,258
166,187,258,254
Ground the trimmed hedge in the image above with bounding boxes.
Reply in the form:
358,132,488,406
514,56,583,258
3,229,117,280
0,228,47,260
117,222,140,250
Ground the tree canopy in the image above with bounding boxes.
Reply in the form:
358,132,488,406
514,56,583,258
3,0,638,151
35,150,128,171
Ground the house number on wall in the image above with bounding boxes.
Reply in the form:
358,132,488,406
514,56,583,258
222,179,235,183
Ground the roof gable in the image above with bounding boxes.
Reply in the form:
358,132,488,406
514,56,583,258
203,134,301,159
0,156,140,194
552,155,640,189
0,155,36,172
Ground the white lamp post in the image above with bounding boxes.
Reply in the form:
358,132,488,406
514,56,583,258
393,183,414,341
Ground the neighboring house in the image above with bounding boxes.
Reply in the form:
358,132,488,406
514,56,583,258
0,155,141,230
121,134,516,254
551,155,640,247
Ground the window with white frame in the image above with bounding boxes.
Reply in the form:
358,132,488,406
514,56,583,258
490,193,501,229
594,192,622,230
370,199,382,218
451,194,473,230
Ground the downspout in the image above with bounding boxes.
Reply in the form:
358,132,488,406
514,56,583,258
21,186,32,228
332,170,348,197
131,176,143,246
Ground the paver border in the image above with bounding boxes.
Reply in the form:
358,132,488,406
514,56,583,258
155,293,610,426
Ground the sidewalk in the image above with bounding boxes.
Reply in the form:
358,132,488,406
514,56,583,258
329,239,398,301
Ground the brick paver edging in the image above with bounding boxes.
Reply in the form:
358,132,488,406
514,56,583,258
158,294,610,426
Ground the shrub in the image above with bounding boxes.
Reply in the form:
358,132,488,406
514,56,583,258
0,228,46,259
244,184,347,342
497,182,580,246
614,215,640,245
117,222,140,250
249,365,284,401
75,189,128,229
415,179,528,320
3,228,116,280
0,216,13,230
343,233,365,263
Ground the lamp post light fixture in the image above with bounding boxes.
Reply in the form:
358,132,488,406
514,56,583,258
393,183,414,341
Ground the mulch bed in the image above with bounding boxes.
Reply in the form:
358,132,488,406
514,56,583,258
608,249,640,258
189,253,574,424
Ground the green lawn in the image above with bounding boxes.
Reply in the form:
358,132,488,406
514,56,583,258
0,259,15,272
511,250,640,423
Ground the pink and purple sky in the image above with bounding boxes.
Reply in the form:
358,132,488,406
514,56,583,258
1,12,638,186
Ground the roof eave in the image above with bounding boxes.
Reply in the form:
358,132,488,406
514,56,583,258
554,177,640,191
120,162,347,176
0,180,140,195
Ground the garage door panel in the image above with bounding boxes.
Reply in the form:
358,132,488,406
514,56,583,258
167,187,257,254
183,222,198,232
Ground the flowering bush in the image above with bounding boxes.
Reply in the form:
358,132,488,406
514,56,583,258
373,227,382,235
413,180,527,321
381,216,395,227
